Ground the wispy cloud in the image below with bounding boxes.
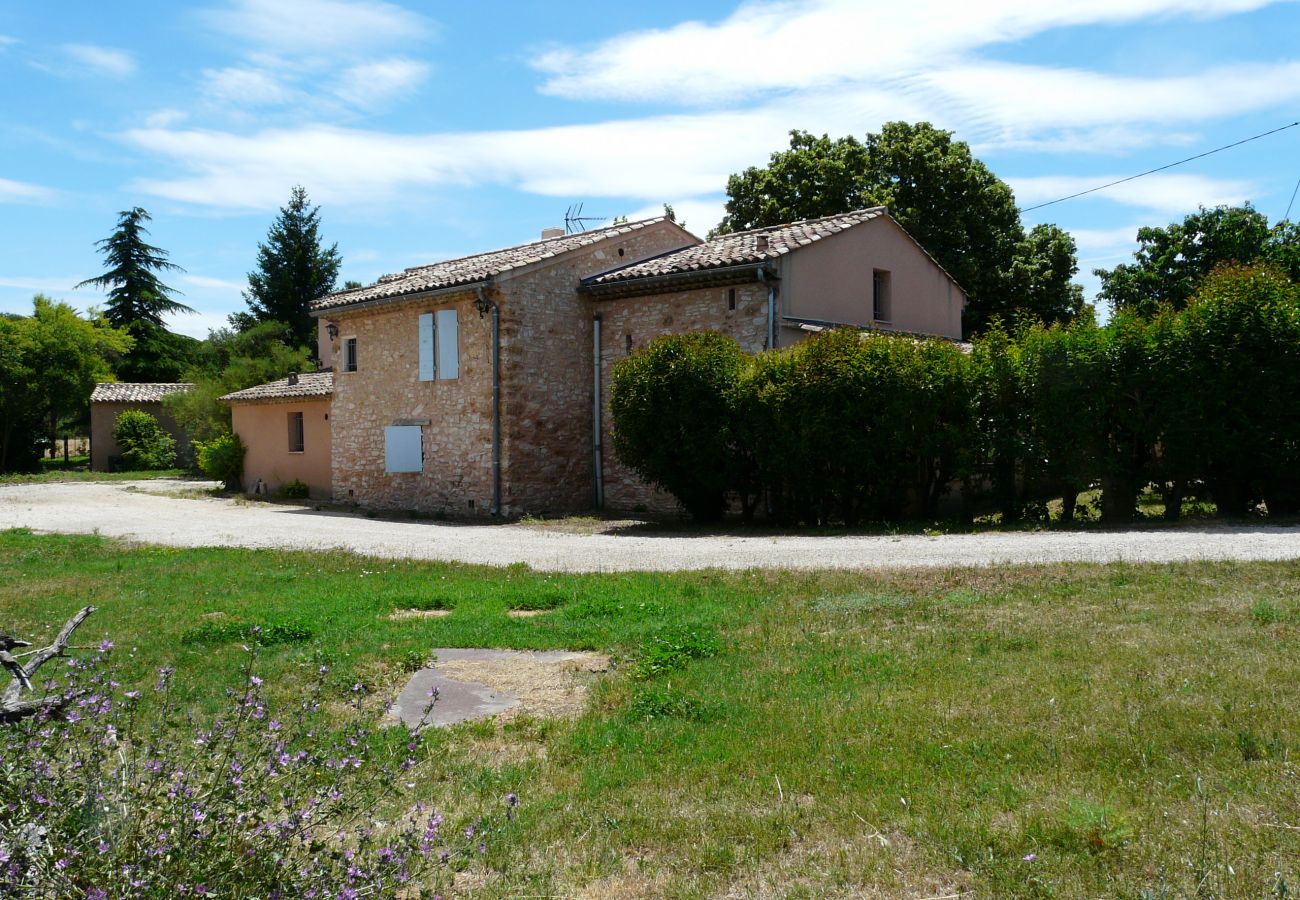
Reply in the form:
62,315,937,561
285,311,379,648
202,66,301,107
332,58,430,107
1010,173,1257,216
0,35,17,50
63,43,136,78
532,0,1287,105
201,0,433,55
179,273,246,292
0,177,57,205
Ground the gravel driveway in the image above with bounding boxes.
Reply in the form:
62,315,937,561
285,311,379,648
4,479,1300,572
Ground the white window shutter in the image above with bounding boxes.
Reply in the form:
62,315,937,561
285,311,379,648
418,313,435,381
384,425,423,473
436,308,459,379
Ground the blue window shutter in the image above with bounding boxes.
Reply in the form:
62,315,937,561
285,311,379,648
436,308,459,380
418,313,435,381
384,425,422,473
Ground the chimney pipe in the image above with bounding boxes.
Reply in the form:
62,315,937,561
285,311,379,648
287,372,299,385
756,234,769,252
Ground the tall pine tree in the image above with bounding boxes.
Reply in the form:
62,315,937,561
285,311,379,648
239,186,341,349
76,207,196,382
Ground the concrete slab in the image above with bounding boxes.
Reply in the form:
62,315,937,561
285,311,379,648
388,648,608,729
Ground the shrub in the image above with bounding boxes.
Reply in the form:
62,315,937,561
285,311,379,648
180,619,314,646
194,430,245,489
111,409,177,471
610,332,751,521
0,643,501,898
281,478,309,499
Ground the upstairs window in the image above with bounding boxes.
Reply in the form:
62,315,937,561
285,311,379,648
418,308,460,381
343,337,358,372
873,270,892,323
288,411,305,453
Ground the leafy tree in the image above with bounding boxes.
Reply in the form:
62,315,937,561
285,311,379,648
165,320,313,444
715,123,1082,333
75,208,196,381
0,297,131,471
237,186,341,349
1096,204,1300,316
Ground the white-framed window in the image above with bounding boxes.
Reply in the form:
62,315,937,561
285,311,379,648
418,308,460,381
873,269,892,323
343,337,358,372
384,425,423,473
288,411,305,453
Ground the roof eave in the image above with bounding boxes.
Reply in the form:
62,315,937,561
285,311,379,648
311,280,490,318
582,261,778,300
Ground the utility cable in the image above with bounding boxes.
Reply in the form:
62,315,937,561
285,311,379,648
1020,119,1300,213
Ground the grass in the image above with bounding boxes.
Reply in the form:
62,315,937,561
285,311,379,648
1,529,1297,898
0,466,189,484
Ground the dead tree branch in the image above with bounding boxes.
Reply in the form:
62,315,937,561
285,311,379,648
1,606,96,724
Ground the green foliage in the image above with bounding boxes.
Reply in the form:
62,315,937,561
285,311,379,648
167,320,313,442
111,409,177,471
714,123,1082,333
610,331,752,521
75,207,196,381
280,478,309,499
634,628,721,680
237,185,341,349
194,431,245,486
1096,204,1300,316
179,619,314,646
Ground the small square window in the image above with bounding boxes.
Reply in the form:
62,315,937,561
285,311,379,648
343,337,358,372
288,411,305,453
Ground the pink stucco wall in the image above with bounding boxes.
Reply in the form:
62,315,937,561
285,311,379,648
231,398,332,498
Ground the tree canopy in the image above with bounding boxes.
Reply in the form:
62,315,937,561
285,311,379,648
236,186,341,349
714,122,1083,333
75,207,197,382
0,296,132,471
1095,204,1300,316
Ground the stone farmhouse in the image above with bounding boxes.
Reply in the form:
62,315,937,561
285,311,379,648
221,208,965,515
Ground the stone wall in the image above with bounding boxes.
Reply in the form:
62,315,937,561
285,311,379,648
496,224,698,514
327,291,496,514
595,281,769,514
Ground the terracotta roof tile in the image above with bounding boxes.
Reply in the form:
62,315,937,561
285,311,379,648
220,371,333,403
91,383,193,403
313,218,674,313
583,208,888,287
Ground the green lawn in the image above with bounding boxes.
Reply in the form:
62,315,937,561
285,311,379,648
1,529,1296,898
0,467,189,484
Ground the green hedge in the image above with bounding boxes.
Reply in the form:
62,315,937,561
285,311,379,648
610,264,1300,524
111,409,177,471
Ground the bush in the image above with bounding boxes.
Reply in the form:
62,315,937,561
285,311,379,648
610,332,751,521
0,643,502,898
194,431,245,489
111,409,177,471
281,478,309,499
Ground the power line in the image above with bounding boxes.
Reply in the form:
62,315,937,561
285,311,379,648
1283,174,1300,223
1019,119,1300,214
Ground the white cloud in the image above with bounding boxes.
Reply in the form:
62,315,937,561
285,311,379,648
145,108,189,129
0,177,56,205
202,67,301,107
0,35,17,49
332,58,430,107
202,0,432,55
0,275,84,295
179,273,246,292
532,0,1287,105
63,43,136,78
1010,173,1256,216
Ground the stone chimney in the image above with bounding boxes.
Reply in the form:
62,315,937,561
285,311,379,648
287,372,299,386
541,226,566,240
755,234,769,252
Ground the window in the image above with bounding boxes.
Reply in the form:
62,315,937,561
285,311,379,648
727,288,736,311
417,309,460,381
872,269,892,322
384,425,422,473
343,337,358,372
288,411,305,453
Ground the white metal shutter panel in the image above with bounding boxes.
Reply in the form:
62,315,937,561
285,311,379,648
436,308,459,380
384,425,423,473
418,313,435,381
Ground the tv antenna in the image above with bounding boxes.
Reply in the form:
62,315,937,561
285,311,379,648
564,202,608,234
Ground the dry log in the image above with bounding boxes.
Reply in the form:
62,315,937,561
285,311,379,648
1,606,96,724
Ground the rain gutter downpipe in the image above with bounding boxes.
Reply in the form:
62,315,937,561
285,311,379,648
475,286,502,517
592,314,604,509
758,266,777,349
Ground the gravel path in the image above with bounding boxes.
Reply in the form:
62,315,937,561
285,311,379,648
4,479,1300,572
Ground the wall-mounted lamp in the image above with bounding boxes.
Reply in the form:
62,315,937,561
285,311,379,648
473,289,495,320
326,321,339,341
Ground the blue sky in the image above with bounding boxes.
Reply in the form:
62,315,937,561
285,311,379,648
2,0,1299,337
